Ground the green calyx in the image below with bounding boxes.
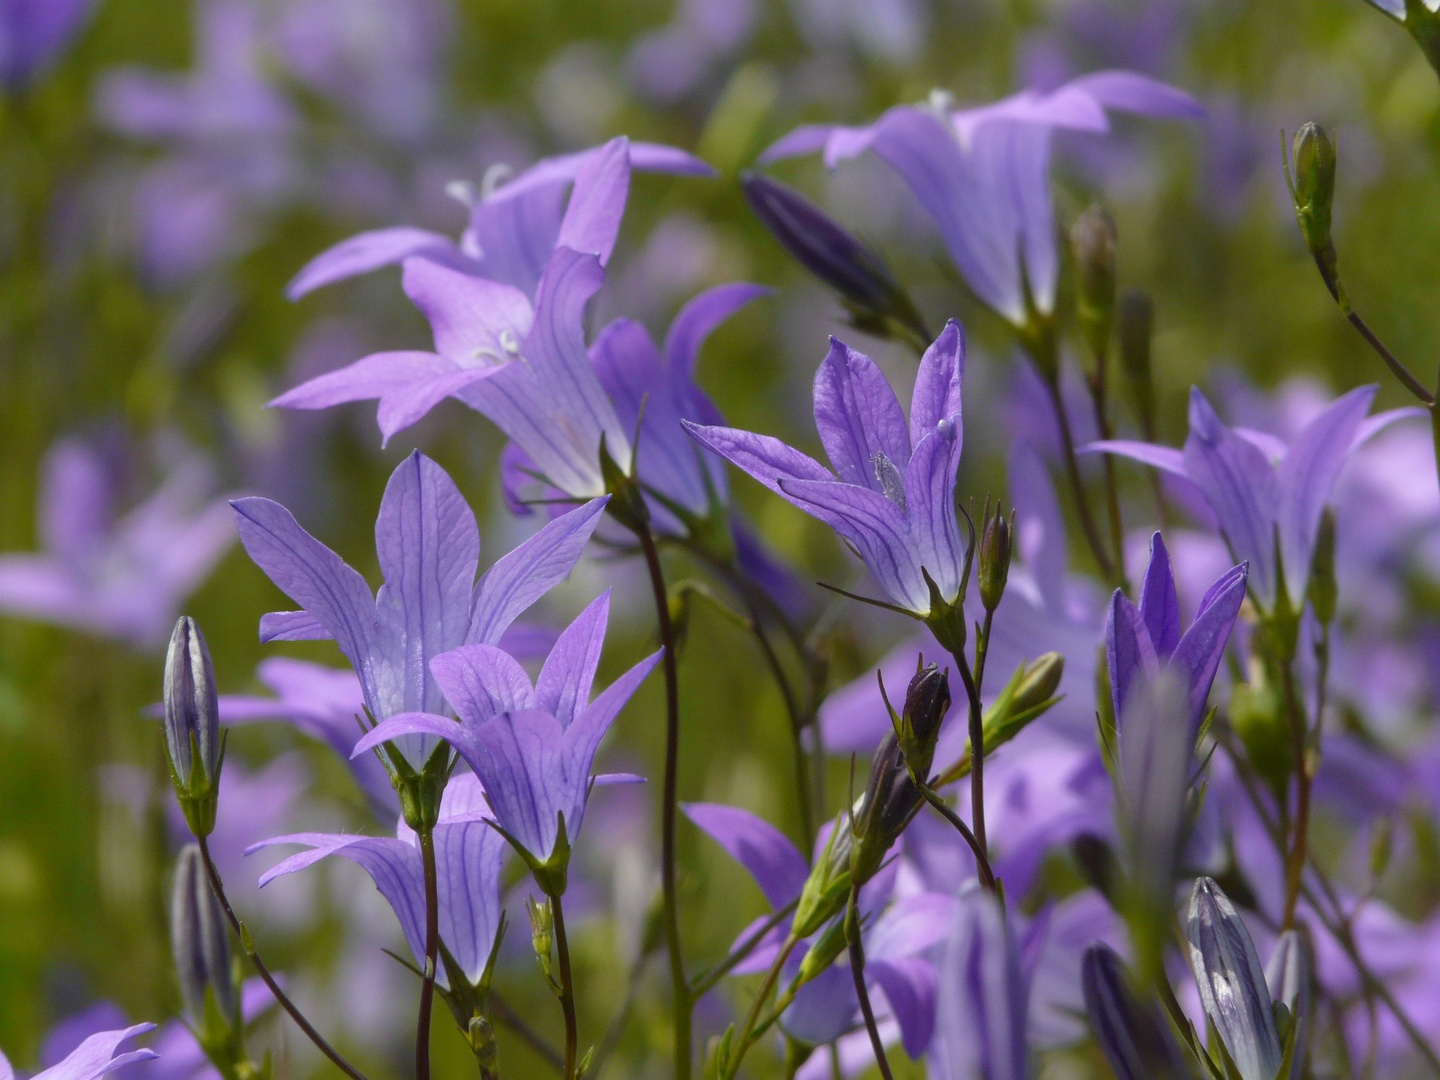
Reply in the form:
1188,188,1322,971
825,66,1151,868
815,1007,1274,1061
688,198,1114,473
167,728,226,839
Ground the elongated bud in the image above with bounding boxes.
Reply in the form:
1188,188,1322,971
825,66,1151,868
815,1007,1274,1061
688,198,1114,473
1306,507,1337,625
1081,944,1189,1080
164,616,224,837
978,507,1014,613
527,896,554,985
1117,291,1156,437
1010,652,1063,714
1071,205,1118,363
172,845,239,1035
1185,877,1282,1080
742,172,929,347
1266,929,1313,1080
1286,123,1338,294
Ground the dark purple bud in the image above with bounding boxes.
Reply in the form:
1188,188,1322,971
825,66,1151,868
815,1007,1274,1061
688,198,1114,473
742,172,929,346
978,506,1013,613
851,731,919,886
172,845,239,1034
1081,944,1189,1080
164,616,223,837
1186,877,1282,1080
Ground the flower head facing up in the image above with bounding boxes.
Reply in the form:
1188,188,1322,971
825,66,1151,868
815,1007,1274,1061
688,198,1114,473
232,451,607,770
1088,385,1415,613
760,71,1200,327
686,320,966,618
353,590,660,884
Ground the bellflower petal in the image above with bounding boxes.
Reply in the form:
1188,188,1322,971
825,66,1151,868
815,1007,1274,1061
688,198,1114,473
904,422,964,603
683,802,809,910
285,227,468,300
1081,943,1189,1080
1170,562,1248,740
554,136,630,266
1137,532,1181,659
682,423,834,498
258,610,331,642
13,1025,158,1080
535,590,611,725
1081,440,1189,478
867,957,939,1058
813,338,912,489
1064,70,1204,119
401,257,534,366
931,887,1029,1080
1106,590,1159,727
664,282,772,373
909,320,966,448
430,644,537,723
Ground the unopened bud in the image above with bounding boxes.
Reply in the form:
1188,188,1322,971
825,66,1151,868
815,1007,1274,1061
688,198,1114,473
742,172,929,347
1009,651,1064,715
1071,205,1118,363
1118,291,1156,437
851,732,919,886
1266,929,1313,1080
526,897,554,983
1287,124,1338,292
164,616,224,837
1306,507,1337,625
1081,944,1189,1080
978,507,1014,613
172,845,239,1036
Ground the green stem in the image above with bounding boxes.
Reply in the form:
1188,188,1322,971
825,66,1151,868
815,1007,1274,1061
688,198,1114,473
689,899,799,1000
845,886,894,1080
416,826,439,1080
634,520,691,1080
1039,368,1118,583
551,893,580,1080
1278,659,1311,930
722,934,800,1080
948,645,990,869
1329,276,1434,405
915,779,995,890
195,837,369,1080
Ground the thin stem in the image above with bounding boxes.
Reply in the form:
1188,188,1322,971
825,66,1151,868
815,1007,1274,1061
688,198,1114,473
845,887,894,1080
551,893,580,1080
689,899,799,999
492,994,565,1073
1329,276,1435,405
1043,375,1118,582
416,827,439,1080
948,645,990,869
1278,659,1311,930
195,837,368,1080
722,934,800,1080
633,519,691,1080
1086,354,1129,590
914,779,995,890
973,608,995,698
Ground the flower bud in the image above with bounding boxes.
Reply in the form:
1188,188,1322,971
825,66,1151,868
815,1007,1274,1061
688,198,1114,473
164,616,224,837
1306,507,1337,625
742,171,930,348
1081,944,1189,1080
1287,123,1338,293
1186,877,1282,1080
1265,929,1312,1080
172,845,239,1037
850,731,919,887
1071,205,1118,363
1117,291,1157,438
526,896,555,985
977,507,1013,613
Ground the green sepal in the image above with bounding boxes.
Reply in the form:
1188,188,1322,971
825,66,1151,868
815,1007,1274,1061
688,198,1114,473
921,568,966,656
167,728,227,839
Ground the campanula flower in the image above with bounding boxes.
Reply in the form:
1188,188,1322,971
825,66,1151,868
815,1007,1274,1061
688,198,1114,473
1081,943,1189,1080
1088,385,1415,611
686,321,966,618
0,0,97,90
251,774,507,989
353,591,660,870
760,71,1200,327
1106,531,1246,743
0,436,235,648
232,451,607,768
1,1025,156,1080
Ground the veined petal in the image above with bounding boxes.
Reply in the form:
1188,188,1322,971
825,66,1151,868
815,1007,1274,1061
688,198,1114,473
400,256,533,367
756,123,841,164
932,887,1029,1080
1137,532,1181,659
812,337,912,487
231,498,378,706
270,350,452,411
430,644,536,726
778,477,928,613
1066,70,1204,120
908,320,965,448
352,711,476,765
683,802,808,910
468,497,608,645
868,957,939,1059
683,422,834,499
259,610,332,642
904,421,965,605
285,227,466,300
535,590,611,727
555,136,630,266
432,818,508,984
1106,590,1158,728
1082,439,1188,478
469,709,572,860
1170,562,1247,741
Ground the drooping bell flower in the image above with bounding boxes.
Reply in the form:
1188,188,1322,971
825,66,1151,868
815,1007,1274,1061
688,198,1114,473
232,451,606,770
686,321,967,620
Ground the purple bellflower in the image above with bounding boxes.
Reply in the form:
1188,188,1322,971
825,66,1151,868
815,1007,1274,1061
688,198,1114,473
232,451,607,770
760,71,1200,327
686,321,967,619
684,803,955,1061
251,772,507,990
353,590,660,872
1087,385,1415,612
1,1025,156,1080
284,135,713,301
929,885,1030,1080
0,437,235,648
1106,531,1246,742
0,0,97,90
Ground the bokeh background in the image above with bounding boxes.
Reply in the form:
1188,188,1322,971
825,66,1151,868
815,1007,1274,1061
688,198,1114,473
2,0,1439,1075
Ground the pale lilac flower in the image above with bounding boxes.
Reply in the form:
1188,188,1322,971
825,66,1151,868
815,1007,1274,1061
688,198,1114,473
354,591,660,865
1087,385,1416,610
1,1026,156,1080
626,0,756,101
0,437,235,648
0,0,97,90
251,773,507,987
232,451,606,769
1106,531,1246,741
686,322,966,617
760,71,1200,326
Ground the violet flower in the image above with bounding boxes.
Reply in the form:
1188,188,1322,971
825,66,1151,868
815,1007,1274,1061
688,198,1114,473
1,1026,156,1080
1107,531,1246,742
285,135,713,301
686,321,967,619
251,773,506,989
760,71,1200,327
1087,385,1415,612
0,437,235,648
232,451,606,769
0,0,97,90
353,590,660,870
